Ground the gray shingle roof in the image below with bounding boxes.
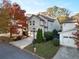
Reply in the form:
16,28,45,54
29,14,45,21
29,14,56,22
38,15,55,22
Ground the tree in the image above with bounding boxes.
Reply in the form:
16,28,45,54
71,13,79,20
0,8,10,33
0,0,11,33
9,3,28,37
57,15,69,23
36,29,44,43
47,6,70,18
47,7,53,16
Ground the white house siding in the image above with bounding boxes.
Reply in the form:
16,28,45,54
38,15,61,32
40,20,45,33
48,21,54,32
43,19,48,32
47,19,61,32
28,16,45,38
53,20,61,31
39,15,54,32
60,30,77,48
44,27,48,32
60,22,77,48
28,16,40,37
62,23,76,32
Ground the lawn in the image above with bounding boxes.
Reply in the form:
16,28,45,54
24,40,59,59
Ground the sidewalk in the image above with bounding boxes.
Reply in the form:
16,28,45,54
0,33,10,37
9,36,33,49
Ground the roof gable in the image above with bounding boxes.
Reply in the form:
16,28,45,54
29,14,45,22
29,14,59,23
38,15,55,22
29,15,37,20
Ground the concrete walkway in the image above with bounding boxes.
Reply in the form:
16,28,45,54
0,43,40,59
0,33,10,37
10,37,33,49
53,46,79,59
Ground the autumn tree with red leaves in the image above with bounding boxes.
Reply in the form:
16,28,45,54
9,3,28,38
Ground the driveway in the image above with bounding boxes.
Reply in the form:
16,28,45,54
53,46,79,59
0,43,40,59
10,37,33,49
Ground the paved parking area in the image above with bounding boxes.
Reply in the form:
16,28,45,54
53,46,79,59
0,43,40,59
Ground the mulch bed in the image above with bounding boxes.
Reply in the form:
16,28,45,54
0,36,10,43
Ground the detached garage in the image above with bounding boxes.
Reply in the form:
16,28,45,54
59,19,77,48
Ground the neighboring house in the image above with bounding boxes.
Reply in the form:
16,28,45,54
59,19,77,48
28,14,61,37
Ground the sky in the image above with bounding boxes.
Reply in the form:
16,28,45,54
10,0,79,15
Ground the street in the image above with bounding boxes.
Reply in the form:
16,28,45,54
0,43,40,59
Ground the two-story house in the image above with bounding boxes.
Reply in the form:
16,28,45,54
28,14,61,38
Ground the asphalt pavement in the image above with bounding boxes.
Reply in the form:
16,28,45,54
0,43,40,59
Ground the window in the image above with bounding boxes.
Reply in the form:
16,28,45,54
31,28,36,32
69,36,75,39
64,36,68,38
63,36,75,39
30,21,31,25
33,21,35,25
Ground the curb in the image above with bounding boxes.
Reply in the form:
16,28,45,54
9,43,45,59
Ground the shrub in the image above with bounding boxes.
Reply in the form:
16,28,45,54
52,29,59,39
53,38,60,46
44,32,53,41
36,29,44,43
44,29,59,41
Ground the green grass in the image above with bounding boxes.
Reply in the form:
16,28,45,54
24,40,59,59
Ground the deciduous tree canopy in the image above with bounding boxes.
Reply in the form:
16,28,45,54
0,8,10,33
47,6,70,17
